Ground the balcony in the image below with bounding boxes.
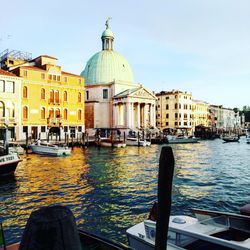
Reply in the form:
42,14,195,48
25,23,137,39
47,117,63,127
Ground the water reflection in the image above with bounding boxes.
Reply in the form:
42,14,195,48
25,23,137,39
1,139,250,244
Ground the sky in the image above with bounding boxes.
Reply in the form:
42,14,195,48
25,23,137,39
1,0,250,109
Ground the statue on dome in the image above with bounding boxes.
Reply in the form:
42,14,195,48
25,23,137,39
105,17,112,29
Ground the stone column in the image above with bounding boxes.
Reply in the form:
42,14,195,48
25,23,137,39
144,104,149,128
137,103,141,128
126,102,131,128
131,103,135,129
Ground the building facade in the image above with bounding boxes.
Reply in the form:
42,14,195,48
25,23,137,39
0,50,85,141
81,20,157,132
0,69,22,140
156,90,193,134
192,100,209,128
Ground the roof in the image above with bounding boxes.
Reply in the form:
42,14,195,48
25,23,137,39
0,69,17,77
61,71,82,77
33,55,58,60
21,66,46,71
81,50,134,84
114,87,140,98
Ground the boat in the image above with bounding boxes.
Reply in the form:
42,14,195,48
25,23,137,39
98,138,126,148
221,134,240,143
126,137,151,147
127,207,250,250
1,206,131,250
0,152,22,176
8,143,24,155
246,128,250,144
167,135,199,144
126,146,250,250
29,141,71,156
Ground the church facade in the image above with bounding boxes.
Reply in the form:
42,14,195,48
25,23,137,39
81,20,157,132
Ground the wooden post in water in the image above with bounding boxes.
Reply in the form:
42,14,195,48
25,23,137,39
155,146,175,250
82,132,85,148
4,126,9,155
71,135,74,150
86,132,89,147
111,130,114,147
137,131,140,147
26,130,29,154
123,132,126,143
64,133,66,144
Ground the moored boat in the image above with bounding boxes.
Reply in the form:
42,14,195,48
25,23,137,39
0,152,21,176
167,135,199,144
127,208,250,250
29,141,71,156
126,137,151,147
98,138,126,148
221,134,240,143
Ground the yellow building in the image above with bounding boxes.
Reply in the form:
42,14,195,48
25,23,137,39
1,50,84,141
0,69,22,140
192,100,209,127
156,90,193,134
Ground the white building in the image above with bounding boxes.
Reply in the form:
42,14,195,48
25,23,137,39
81,20,157,132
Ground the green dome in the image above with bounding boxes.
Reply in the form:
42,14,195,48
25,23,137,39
102,28,113,38
81,50,134,84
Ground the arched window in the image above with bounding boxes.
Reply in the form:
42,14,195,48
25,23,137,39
23,106,28,119
55,108,60,118
78,92,81,102
175,103,178,109
41,88,45,99
23,86,28,98
41,107,46,119
49,109,54,118
0,101,5,118
63,91,67,101
55,90,59,104
78,109,82,120
50,90,54,103
63,109,68,120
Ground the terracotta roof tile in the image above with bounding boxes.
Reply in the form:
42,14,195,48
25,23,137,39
0,69,17,77
61,71,82,77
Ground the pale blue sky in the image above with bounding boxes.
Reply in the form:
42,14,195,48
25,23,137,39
1,0,250,108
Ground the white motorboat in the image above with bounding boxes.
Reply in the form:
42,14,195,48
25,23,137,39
167,135,199,144
9,143,25,155
29,141,71,156
127,208,250,250
0,152,22,176
126,137,151,147
98,139,126,148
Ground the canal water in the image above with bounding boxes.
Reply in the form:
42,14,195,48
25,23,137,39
1,138,250,245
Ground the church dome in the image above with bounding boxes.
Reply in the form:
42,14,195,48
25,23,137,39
81,19,134,84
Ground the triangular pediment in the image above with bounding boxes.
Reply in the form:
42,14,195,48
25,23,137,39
129,87,157,100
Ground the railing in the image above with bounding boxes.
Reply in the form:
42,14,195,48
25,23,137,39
48,99,61,105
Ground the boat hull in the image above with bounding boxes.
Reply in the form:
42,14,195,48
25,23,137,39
0,154,21,176
99,140,126,148
29,145,71,156
126,138,151,147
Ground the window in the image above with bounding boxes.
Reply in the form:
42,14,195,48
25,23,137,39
49,109,54,118
41,107,46,119
55,91,60,104
166,104,169,110
23,106,28,119
179,103,181,109
57,76,60,81
175,95,177,99
179,113,181,118
184,122,187,126
103,89,108,99
166,114,169,118
23,86,28,98
86,90,89,100
64,126,68,132
78,79,81,84
166,96,169,100
78,92,82,102
175,103,178,109
78,109,82,120
23,70,28,77
50,90,54,103
175,113,178,118
0,101,5,117
6,81,14,93
175,122,178,126
41,126,46,132
0,80,4,92
48,74,52,80
63,109,68,120
41,88,45,99
166,122,169,126
64,77,67,82
78,126,82,132
53,75,56,81
63,91,68,101
41,73,45,79
55,109,60,118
